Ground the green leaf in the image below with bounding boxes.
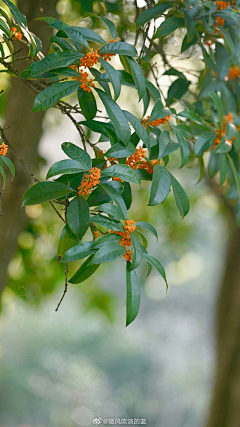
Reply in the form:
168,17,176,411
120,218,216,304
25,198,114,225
84,13,116,38
50,36,74,52
20,51,84,79
99,42,137,57
209,92,224,129
46,159,89,179
61,142,92,169
122,182,132,210
58,224,79,257
31,81,80,112
219,154,227,185
88,181,122,207
184,9,195,43
136,2,171,28
91,214,124,231
2,0,27,27
146,81,161,101
1,156,15,179
194,132,215,157
126,262,140,326
197,157,205,184
78,87,97,120
105,142,136,158
149,98,164,122
99,57,121,100
72,26,105,44
102,164,141,184
136,221,158,240
67,196,90,239
22,182,74,206
131,234,143,270
69,254,99,284
96,89,131,145
154,17,185,38
167,78,190,105
170,173,189,218
38,17,89,49
101,183,127,220
142,252,168,290
0,18,10,37
61,241,94,263
92,232,122,248
0,165,6,188
123,111,150,149
89,241,125,264
215,42,230,80
123,56,146,100
96,202,125,221
176,133,190,167
149,165,171,206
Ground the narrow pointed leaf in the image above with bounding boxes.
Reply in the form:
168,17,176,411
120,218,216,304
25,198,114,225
142,252,168,290
96,89,131,144
170,173,190,218
126,262,140,326
102,164,140,184
69,254,99,284
136,221,158,240
89,241,125,264
61,241,94,263
149,165,171,205
67,196,90,239
32,81,80,112
78,87,97,120
61,142,92,169
99,57,121,100
99,42,137,57
22,182,74,206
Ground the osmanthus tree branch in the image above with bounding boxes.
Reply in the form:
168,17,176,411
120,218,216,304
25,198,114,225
1,59,99,154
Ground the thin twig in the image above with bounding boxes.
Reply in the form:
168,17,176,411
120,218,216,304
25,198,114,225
55,263,69,311
0,126,39,183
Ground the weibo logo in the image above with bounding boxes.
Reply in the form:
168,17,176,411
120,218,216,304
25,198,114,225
93,417,102,425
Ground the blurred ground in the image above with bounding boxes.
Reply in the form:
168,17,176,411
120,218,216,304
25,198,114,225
0,178,226,427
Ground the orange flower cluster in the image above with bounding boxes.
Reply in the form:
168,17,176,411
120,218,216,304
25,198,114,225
138,158,161,174
142,115,171,127
72,70,95,92
215,16,225,26
78,167,101,195
215,1,230,9
11,27,22,40
126,147,147,169
0,142,8,156
228,65,240,79
126,147,161,174
124,219,136,233
94,231,99,238
80,48,100,69
110,219,136,261
213,113,233,150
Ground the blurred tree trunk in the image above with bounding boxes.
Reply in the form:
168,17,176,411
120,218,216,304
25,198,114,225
206,214,240,427
0,0,58,296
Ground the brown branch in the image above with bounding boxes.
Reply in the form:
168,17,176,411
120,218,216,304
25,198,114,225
0,126,39,184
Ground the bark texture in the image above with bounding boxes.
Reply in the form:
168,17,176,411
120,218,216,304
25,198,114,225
206,220,240,427
0,0,58,295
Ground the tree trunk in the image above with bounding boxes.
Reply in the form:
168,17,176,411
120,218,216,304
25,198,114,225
0,0,58,296
206,218,240,427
